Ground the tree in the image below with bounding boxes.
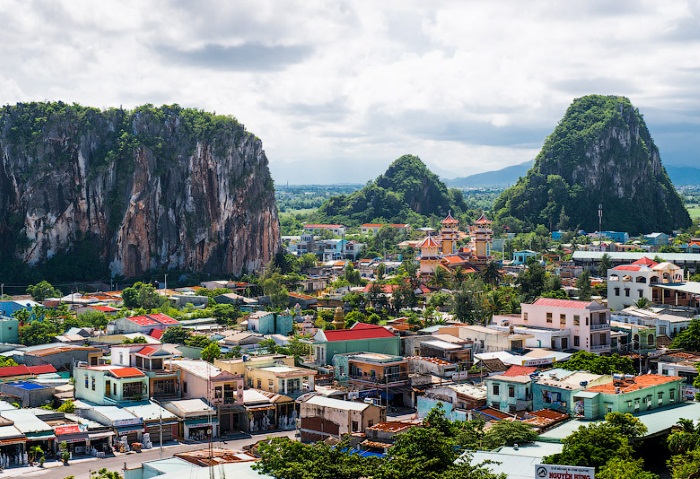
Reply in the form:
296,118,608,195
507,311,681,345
604,412,647,439
480,261,502,287
597,458,658,479
122,336,147,344
668,448,700,479
452,277,488,325
19,320,59,346
576,270,592,300
91,468,123,479
517,261,547,300
344,310,365,328
543,422,632,470
671,318,700,351
598,253,613,277
185,334,214,348
161,325,191,344
57,400,75,413
634,297,651,309
262,274,290,310
212,304,240,324
344,264,362,286
26,281,61,301
121,282,165,309
486,420,537,447
557,350,634,375
201,342,221,363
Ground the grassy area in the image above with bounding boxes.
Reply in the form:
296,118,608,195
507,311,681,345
687,206,700,221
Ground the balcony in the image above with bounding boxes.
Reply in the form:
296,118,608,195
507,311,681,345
590,344,611,352
348,373,409,386
590,323,610,331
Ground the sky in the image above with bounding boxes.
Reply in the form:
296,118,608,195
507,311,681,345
2,1,700,184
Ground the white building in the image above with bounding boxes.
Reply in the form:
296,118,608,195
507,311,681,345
607,257,683,311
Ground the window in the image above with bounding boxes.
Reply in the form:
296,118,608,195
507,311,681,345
574,336,580,347
257,379,262,389
634,399,640,411
523,312,528,321
658,392,664,406
560,314,566,325
352,421,359,432
508,405,516,413
574,315,580,326
670,389,676,402
123,382,143,398
648,334,655,346
92,377,95,391
586,317,589,326
84,375,89,388
105,380,111,396
215,387,223,399
638,290,644,298
659,326,667,336
183,381,188,394
492,384,500,395
614,287,620,296
662,369,669,375
625,288,630,297
508,386,515,398
546,312,553,323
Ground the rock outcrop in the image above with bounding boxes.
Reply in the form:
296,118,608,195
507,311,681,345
494,95,691,234
0,102,280,280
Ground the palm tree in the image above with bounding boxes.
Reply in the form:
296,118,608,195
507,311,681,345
430,266,449,290
598,253,613,277
481,261,502,287
634,297,651,309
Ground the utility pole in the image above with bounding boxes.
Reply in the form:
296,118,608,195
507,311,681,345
164,274,168,292
598,204,602,237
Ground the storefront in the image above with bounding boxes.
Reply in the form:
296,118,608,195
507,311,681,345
24,431,55,460
114,425,144,447
53,425,89,456
218,405,245,435
144,421,177,444
87,430,114,455
183,417,218,441
122,401,179,445
0,426,26,468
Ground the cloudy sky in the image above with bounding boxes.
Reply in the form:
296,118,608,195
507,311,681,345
2,1,700,184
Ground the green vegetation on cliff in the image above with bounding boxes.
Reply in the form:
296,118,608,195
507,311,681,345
313,154,466,225
494,95,691,234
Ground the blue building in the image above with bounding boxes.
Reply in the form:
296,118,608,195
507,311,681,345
247,311,293,335
600,231,630,243
0,300,42,319
532,369,612,415
645,232,669,246
512,250,538,266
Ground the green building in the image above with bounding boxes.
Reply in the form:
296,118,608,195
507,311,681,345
0,317,19,343
572,374,684,420
303,323,400,366
74,365,149,405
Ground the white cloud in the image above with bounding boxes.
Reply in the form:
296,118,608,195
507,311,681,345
0,0,699,182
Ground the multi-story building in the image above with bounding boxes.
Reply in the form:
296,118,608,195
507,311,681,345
303,323,400,366
303,224,346,236
74,365,149,405
516,298,611,353
299,396,385,443
532,369,612,415
333,352,409,404
484,365,536,414
607,257,683,310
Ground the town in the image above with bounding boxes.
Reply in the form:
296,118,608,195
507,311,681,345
1,213,700,478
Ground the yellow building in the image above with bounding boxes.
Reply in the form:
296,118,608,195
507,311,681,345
439,213,460,255
418,235,441,275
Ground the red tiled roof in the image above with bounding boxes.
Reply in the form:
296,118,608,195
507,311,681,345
362,224,384,228
29,364,57,374
475,214,492,224
362,283,399,294
149,329,164,340
90,305,119,312
586,374,683,394
418,236,441,248
127,315,158,326
529,409,568,421
501,365,538,377
147,313,179,325
304,224,343,228
532,298,591,309
323,324,396,342
632,257,658,266
108,367,146,378
441,214,459,225
613,265,642,271
0,364,56,378
138,345,159,356
442,255,468,265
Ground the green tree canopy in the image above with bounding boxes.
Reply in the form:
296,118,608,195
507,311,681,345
201,342,221,363
543,422,633,470
671,318,700,351
557,350,635,375
26,281,61,301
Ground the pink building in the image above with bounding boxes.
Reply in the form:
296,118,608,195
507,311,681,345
517,298,610,353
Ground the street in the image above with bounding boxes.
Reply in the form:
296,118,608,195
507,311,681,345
5,430,296,479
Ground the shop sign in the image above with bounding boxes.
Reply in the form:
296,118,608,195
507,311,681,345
535,464,594,479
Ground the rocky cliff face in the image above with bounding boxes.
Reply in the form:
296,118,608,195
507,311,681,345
0,102,280,280
494,95,691,234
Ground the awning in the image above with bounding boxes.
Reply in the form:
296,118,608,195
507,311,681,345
56,433,89,444
145,420,178,427
115,427,143,436
246,405,275,412
0,437,26,446
25,431,55,441
88,431,115,440
184,418,219,427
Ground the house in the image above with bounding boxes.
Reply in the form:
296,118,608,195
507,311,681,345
215,355,317,400
110,313,179,335
303,224,346,236
512,250,538,266
484,365,536,414
219,331,264,350
333,352,409,406
163,398,218,440
166,360,244,436
0,316,19,343
111,345,180,400
357,421,418,454
406,356,459,378
516,298,611,353
600,231,630,243
0,381,54,408
242,388,296,433
74,365,149,405
610,321,657,353
453,324,533,354
121,401,180,445
18,344,102,371
645,232,669,246
417,383,487,421
360,224,411,235
246,311,293,335
0,364,57,383
656,351,700,400
0,300,41,319
612,307,692,339
573,374,684,419
299,395,385,443
532,369,612,415
303,323,400,366
607,257,683,310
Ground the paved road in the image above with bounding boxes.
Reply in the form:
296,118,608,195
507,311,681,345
6,430,296,479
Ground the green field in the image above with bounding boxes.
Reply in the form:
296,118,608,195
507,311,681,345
688,206,700,221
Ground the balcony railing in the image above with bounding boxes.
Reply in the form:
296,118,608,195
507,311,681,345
590,323,610,331
590,344,610,351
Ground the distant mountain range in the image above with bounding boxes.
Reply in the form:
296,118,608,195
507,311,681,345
446,161,700,187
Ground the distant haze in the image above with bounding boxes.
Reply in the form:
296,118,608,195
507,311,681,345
1,2,700,183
